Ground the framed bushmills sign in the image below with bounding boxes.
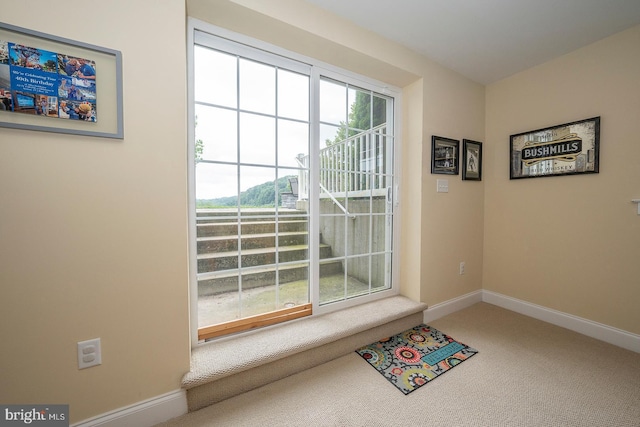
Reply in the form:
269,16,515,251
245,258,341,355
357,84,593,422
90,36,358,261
510,117,600,179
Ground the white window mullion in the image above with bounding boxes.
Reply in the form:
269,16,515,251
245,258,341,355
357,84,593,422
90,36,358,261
235,54,243,319
309,68,321,313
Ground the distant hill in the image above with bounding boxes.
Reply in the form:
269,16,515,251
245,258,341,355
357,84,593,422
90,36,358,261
197,175,296,208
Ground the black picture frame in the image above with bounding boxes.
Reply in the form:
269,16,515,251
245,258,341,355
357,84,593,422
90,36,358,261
431,135,459,175
510,116,600,179
462,139,482,181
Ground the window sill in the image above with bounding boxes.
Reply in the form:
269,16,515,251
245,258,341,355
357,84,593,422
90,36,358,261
181,295,427,409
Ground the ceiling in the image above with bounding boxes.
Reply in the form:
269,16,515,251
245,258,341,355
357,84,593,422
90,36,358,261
303,0,640,84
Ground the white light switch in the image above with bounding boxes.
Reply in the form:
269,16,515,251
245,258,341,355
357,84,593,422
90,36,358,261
437,179,449,193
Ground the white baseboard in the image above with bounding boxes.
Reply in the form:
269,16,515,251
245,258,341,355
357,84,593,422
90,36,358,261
72,389,187,427
423,290,483,323
482,290,640,353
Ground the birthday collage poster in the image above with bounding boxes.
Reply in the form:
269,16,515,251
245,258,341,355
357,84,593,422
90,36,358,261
0,39,97,122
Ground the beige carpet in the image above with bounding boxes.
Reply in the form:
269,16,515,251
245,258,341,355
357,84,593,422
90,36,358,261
157,302,640,426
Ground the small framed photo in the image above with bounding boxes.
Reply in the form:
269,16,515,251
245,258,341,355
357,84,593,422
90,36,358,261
431,135,459,175
462,139,482,181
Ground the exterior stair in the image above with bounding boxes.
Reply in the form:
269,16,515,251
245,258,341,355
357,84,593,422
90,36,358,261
196,209,342,297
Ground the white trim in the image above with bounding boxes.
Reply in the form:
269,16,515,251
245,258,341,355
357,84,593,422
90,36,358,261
313,287,399,316
71,390,187,427
187,18,400,95
422,290,639,353
195,30,311,75
187,17,199,349
309,67,321,315
423,290,483,323
482,290,640,353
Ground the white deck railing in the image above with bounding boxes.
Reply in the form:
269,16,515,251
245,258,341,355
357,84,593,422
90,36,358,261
297,123,389,201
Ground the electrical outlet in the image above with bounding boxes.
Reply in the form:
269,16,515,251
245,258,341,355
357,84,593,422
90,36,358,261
78,338,102,369
459,262,465,275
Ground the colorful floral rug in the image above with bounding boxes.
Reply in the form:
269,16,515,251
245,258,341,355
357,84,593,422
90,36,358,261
355,324,478,395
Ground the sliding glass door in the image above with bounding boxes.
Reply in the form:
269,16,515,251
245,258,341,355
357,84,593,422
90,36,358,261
190,28,398,341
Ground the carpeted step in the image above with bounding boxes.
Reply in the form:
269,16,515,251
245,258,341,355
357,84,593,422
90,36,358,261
181,295,427,412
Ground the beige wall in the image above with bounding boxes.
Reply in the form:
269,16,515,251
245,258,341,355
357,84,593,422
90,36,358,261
421,69,486,304
0,0,484,422
0,0,190,423
399,79,424,302
485,25,640,334
13,0,638,423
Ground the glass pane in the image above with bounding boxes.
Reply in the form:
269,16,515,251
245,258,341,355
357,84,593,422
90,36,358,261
358,135,384,176
320,165,345,196
278,119,308,168
278,262,309,307
319,78,346,125
348,87,370,132
239,112,275,165
320,123,345,148
278,69,309,121
277,168,300,210
372,95,388,128
316,85,394,308
370,133,390,177
199,291,240,327
239,166,276,207
319,203,344,302
195,104,237,163
239,58,275,115
195,162,238,207
279,205,308,261
319,259,345,304
194,46,237,108
346,214,370,256
371,214,388,253
295,167,310,201
346,168,366,193
241,270,276,317
346,190,371,214
370,253,390,291
346,256,370,297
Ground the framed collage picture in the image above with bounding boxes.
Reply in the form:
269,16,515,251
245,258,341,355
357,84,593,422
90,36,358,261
0,21,123,138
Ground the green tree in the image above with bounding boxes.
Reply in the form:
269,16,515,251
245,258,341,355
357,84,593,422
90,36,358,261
197,176,295,208
325,91,387,146
195,115,204,163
